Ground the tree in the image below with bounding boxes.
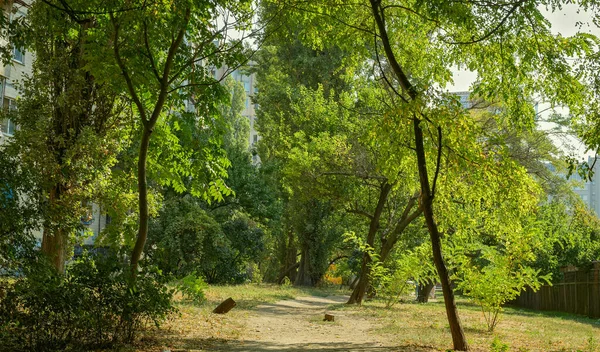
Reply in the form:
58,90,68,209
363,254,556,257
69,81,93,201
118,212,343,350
62,0,256,275
260,0,598,349
1,0,128,273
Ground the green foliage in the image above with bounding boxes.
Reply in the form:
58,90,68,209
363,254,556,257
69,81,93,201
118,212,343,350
281,276,292,287
452,241,550,332
0,253,174,351
490,336,510,352
201,213,266,284
532,199,600,280
376,243,438,308
0,0,132,270
146,193,266,284
147,195,220,277
176,273,208,303
0,151,41,274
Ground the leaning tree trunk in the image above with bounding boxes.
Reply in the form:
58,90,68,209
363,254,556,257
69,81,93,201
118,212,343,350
347,182,391,304
368,0,469,348
347,257,370,304
414,118,469,351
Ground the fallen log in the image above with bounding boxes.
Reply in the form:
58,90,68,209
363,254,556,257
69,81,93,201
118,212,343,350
213,297,236,314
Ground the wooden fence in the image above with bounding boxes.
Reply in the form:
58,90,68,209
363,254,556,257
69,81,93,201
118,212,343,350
512,262,600,318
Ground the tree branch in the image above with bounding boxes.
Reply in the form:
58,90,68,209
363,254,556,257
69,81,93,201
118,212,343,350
143,21,161,82
346,208,374,221
110,13,147,123
447,0,523,45
431,126,442,198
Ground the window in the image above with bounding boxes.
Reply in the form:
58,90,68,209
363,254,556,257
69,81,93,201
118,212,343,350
9,10,25,64
13,45,24,64
253,134,258,144
243,81,251,93
1,98,17,136
245,97,249,109
4,97,17,111
0,119,15,136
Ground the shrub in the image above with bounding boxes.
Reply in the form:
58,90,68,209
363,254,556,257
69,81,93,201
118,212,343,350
0,252,174,351
454,246,548,332
176,273,208,303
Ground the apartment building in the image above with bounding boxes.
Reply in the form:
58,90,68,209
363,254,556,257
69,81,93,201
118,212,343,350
0,0,31,146
570,156,600,215
214,64,260,156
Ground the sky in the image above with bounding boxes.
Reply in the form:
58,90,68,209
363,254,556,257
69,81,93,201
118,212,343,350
448,4,599,159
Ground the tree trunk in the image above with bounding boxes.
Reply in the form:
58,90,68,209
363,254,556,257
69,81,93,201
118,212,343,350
414,118,469,351
347,260,369,304
111,9,190,279
279,230,297,283
417,282,435,303
41,184,67,274
130,127,152,276
368,1,469,348
41,227,67,274
277,262,300,284
294,243,313,286
347,182,391,305
379,193,422,263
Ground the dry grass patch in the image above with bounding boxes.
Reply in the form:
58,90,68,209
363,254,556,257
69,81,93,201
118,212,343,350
133,286,600,352
333,297,600,352
135,284,348,351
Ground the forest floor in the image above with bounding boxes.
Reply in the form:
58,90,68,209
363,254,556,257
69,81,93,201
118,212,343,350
135,284,600,352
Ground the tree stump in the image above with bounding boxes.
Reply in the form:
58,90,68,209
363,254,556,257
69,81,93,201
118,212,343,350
213,297,236,314
323,313,335,322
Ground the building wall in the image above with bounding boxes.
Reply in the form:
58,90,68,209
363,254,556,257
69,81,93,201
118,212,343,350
571,156,600,215
0,1,42,241
214,64,260,160
0,0,32,146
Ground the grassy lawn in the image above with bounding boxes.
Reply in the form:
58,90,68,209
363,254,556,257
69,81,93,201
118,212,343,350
329,297,600,352
137,284,600,352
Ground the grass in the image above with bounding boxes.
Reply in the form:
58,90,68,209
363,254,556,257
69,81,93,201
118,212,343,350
136,285,600,352
202,283,346,310
330,296,600,352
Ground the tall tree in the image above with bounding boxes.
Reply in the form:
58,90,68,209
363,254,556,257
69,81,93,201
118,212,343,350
1,0,127,273
58,0,256,275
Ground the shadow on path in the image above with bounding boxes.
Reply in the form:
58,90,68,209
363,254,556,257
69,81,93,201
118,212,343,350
176,337,436,351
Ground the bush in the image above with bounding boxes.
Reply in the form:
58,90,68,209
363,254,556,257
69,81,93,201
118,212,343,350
454,246,548,332
176,273,208,303
0,252,174,351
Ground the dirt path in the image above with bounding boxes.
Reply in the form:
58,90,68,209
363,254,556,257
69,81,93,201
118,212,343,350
214,295,398,351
